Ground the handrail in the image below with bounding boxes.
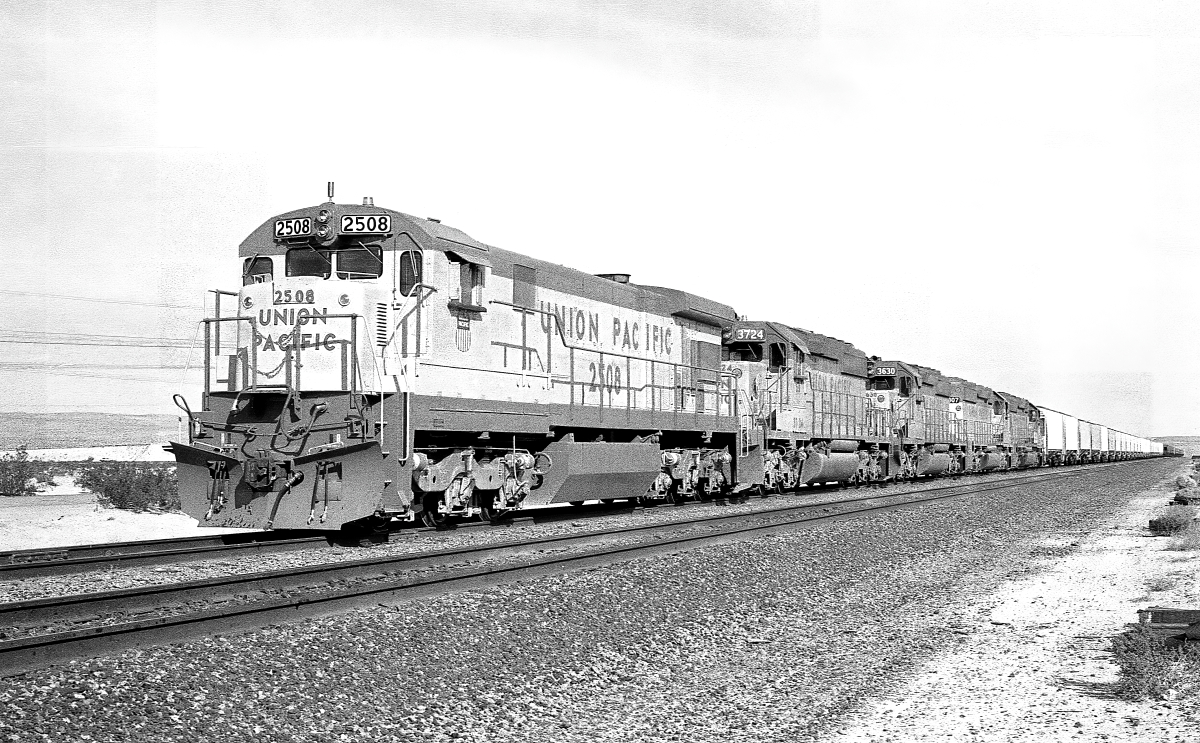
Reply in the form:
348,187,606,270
384,283,439,352
489,299,738,417
201,312,367,395
488,299,731,378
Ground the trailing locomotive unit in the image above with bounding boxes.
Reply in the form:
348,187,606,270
721,322,1049,487
721,321,888,489
169,191,744,531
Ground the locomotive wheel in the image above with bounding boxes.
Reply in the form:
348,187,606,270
479,504,508,523
756,484,768,498
420,494,451,530
474,490,504,523
668,484,686,506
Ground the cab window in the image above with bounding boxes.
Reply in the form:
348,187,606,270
398,250,422,296
871,377,895,391
723,343,761,362
512,264,536,308
337,244,383,279
899,377,912,396
286,248,332,278
768,342,787,370
454,261,485,305
243,256,273,285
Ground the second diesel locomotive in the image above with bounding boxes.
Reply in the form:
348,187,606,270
168,192,1164,533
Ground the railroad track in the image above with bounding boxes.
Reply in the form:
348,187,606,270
0,460,1151,677
0,532,336,580
0,503,641,581
0,461,1134,580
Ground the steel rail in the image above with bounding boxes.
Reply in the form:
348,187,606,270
0,459,1147,579
0,533,332,579
0,460,1125,579
0,460,1158,677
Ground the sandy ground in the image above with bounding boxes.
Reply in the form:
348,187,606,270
828,468,1200,742
0,477,255,551
1,444,175,462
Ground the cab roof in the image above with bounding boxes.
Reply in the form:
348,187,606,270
241,202,737,327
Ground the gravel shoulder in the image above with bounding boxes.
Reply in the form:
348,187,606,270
0,459,1182,743
826,463,1200,742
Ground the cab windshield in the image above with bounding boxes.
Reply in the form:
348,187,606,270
337,244,383,279
286,248,332,278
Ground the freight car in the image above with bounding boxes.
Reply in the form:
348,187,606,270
168,192,1165,532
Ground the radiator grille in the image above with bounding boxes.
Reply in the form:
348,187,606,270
375,303,389,347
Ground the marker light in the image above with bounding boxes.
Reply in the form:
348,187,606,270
338,294,351,307
242,296,254,309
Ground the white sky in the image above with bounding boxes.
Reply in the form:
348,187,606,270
1,0,1197,436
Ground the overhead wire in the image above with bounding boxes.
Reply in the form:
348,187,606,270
0,362,193,370
0,328,199,349
0,289,201,310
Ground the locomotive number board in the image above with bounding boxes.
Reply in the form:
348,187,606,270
872,366,897,376
275,217,313,238
340,214,392,234
732,328,765,341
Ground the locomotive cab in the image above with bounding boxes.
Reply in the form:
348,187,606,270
722,322,811,441
170,198,440,532
866,361,919,414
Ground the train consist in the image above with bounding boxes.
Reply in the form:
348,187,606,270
168,193,1168,532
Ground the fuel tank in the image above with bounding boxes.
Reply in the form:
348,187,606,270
801,451,860,484
1018,452,1041,468
916,451,951,476
977,451,1008,472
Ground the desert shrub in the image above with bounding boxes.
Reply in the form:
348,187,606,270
76,461,180,512
0,448,51,496
1149,507,1198,536
1175,486,1200,504
1146,575,1179,592
1167,521,1200,552
1112,623,1200,700
1175,475,1197,490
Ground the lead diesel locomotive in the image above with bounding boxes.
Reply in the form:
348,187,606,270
169,193,1164,532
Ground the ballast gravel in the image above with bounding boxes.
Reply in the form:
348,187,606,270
0,466,1102,604
0,459,1179,743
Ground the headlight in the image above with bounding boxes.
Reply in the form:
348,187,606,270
242,296,254,309
317,209,330,224
338,294,351,307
